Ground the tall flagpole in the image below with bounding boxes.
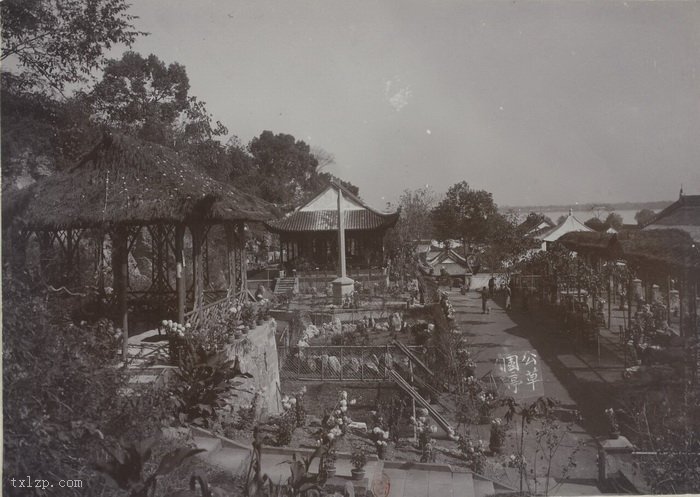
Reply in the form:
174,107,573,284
331,181,354,305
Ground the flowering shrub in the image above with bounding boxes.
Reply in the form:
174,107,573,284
489,418,506,453
439,292,456,320
281,387,307,428
350,446,367,470
240,302,258,328
274,409,297,446
457,376,497,424
604,407,619,435
412,408,437,462
322,390,355,437
160,319,189,364
371,426,390,459
234,389,261,431
458,434,487,473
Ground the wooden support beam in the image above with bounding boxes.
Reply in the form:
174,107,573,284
175,224,186,324
225,223,238,295
237,223,248,293
111,226,129,361
191,223,205,313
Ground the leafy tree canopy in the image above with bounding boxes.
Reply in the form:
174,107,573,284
431,181,499,246
89,51,227,146
584,217,606,232
634,208,656,227
604,212,623,231
243,130,358,208
1,0,144,92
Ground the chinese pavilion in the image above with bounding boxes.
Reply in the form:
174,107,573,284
265,182,399,270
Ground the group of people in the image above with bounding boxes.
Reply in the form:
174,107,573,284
479,276,512,314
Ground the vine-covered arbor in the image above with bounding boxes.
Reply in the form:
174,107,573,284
559,229,700,337
4,131,278,356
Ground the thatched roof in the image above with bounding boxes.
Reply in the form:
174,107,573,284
559,229,699,273
4,132,280,230
615,229,699,272
559,231,616,254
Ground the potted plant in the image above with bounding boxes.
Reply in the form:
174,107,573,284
322,447,337,479
350,446,367,480
241,302,256,329
161,320,187,365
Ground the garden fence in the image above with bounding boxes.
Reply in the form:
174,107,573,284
277,344,429,382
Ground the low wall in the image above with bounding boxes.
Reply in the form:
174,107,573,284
223,319,282,416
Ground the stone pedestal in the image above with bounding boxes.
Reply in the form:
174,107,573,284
332,276,355,305
670,290,680,316
600,435,634,454
632,279,643,300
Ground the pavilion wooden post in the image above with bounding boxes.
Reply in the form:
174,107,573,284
237,223,248,296
175,224,186,324
608,274,613,330
191,223,205,312
111,226,129,361
225,223,238,296
679,275,685,338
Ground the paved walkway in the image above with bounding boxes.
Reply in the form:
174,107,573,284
449,289,631,432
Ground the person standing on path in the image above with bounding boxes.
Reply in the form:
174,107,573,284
505,285,512,311
488,276,495,298
481,286,489,314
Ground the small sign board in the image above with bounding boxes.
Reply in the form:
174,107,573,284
494,350,545,399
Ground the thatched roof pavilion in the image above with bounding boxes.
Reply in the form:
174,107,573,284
559,229,699,276
558,228,699,337
5,131,279,358
8,131,277,230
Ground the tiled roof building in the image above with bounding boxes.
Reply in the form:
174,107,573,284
265,183,399,269
643,192,700,242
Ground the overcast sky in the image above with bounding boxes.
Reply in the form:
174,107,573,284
109,0,700,208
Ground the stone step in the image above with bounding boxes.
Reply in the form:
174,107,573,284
452,472,475,497
382,467,476,497
472,476,495,497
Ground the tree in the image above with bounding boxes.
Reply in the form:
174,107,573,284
90,51,189,141
556,215,567,225
311,146,335,171
432,181,499,258
247,131,319,207
604,212,623,231
1,72,98,189
634,208,656,227
584,217,606,232
481,212,540,275
1,0,143,93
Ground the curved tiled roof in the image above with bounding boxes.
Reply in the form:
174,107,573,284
266,209,399,233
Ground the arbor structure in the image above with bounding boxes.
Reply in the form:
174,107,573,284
4,131,278,358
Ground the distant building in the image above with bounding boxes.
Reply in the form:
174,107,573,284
264,182,399,270
419,246,472,284
519,214,555,238
535,209,593,250
643,192,700,242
